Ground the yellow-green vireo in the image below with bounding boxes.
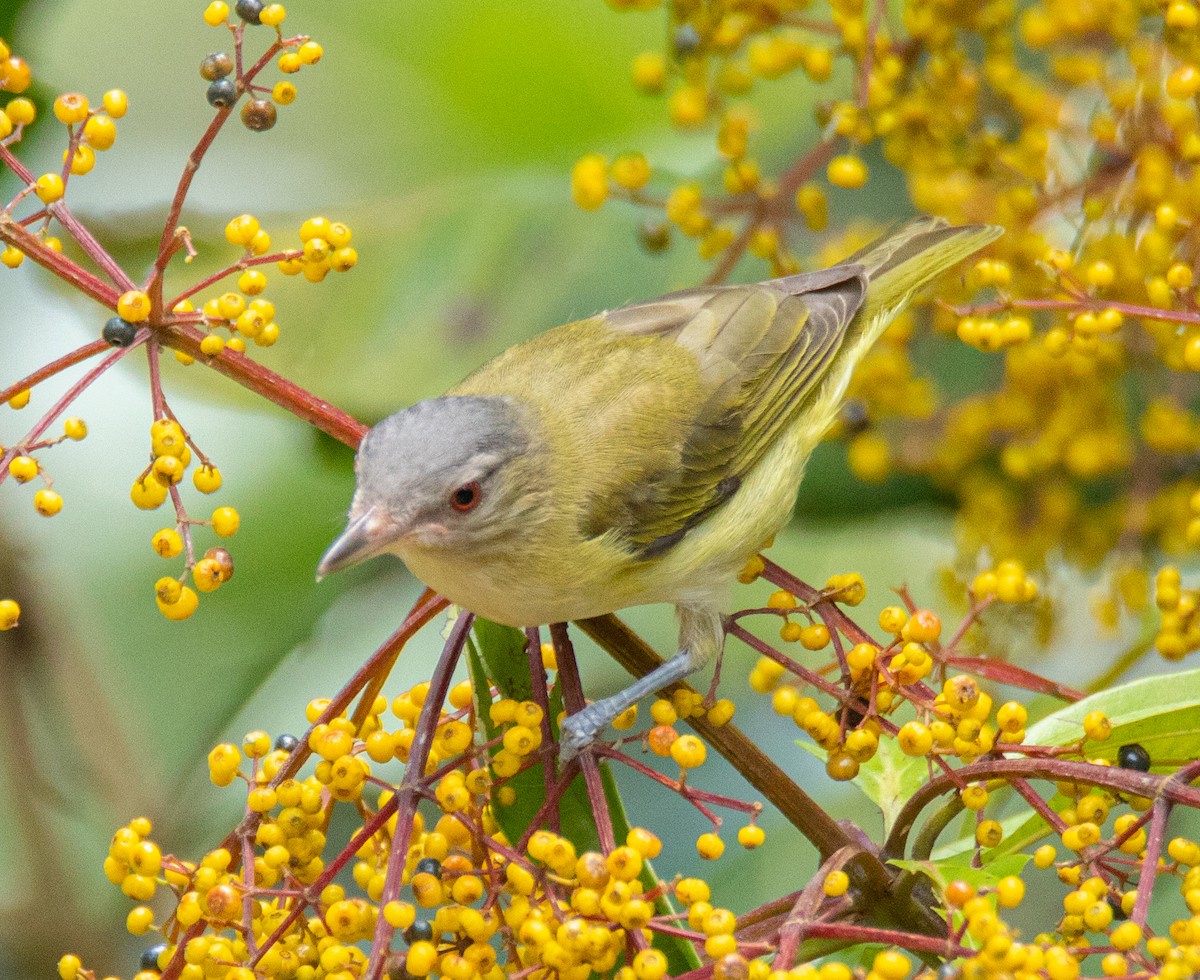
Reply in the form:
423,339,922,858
319,217,1001,757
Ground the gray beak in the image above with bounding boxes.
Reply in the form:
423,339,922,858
317,509,393,580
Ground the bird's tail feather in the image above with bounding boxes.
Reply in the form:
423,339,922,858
848,217,1004,334
792,218,1002,446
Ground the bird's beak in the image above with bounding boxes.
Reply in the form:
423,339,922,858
317,508,396,581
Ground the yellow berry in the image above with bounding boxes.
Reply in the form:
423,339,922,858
260,3,287,27
58,955,83,980
611,152,651,190
976,820,1003,847
824,869,850,896
737,825,765,848
897,721,933,756
5,97,36,126
35,173,64,203
157,585,199,621
1167,64,1200,99
64,144,95,175
84,113,117,150
669,85,709,127
298,41,323,64
152,528,184,558
571,153,608,211
0,599,20,631
103,89,129,118
873,951,911,980
996,875,1025,907
63,417,87,440
200,334,225,356
33,488,63,516
204,1,231,26
117,290,152,323
696,832,725,859
827,155,868,188
53,92,89,125
767,589,797,610
631,51,667,93
126,905,154,935
847,432,890,482
7,387,29,409
8,453,37,479
131,475,168,510
1110,921,1142,951
1082,710,1111,741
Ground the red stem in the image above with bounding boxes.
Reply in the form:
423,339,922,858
364,612,473,980
0,213,119,307
0,144,134,290
0,338,146,487
525,626,560,834
0,338,108,406
550,622,617,852
158,318,366,447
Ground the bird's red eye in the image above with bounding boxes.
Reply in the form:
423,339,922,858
450,482,481,512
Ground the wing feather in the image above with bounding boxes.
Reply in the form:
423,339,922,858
595,267,868,556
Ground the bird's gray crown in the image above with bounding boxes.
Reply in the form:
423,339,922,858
356,395,530,502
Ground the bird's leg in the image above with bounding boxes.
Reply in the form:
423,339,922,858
559,604,723,761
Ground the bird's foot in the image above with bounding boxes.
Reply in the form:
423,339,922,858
558,703,613,763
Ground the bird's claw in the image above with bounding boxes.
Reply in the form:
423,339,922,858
558,704,609,763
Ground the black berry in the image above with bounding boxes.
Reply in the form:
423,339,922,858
103,316,137,347
673,24,702,56
235,0,264,24
141,942,168,972
841,400,870,436
274,733,299,752
403,919,434,945
414,857,442,878
1117,743,1151,772
206,78,238,109
638,220,671,254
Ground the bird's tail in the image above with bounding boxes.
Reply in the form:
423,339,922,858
792,218,1002,446
847,217,1004,337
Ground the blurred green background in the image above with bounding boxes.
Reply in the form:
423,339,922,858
0,2,1144,976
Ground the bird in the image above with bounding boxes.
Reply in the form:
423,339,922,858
318,217,1002,758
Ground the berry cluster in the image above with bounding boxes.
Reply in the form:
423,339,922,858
57,566,1200,980
575,0,1200,653
1,3,359,623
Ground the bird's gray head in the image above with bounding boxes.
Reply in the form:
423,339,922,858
317,395,539,577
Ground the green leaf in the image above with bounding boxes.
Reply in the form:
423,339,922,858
467,623,696,971
467,621,596,852
465,624,551,845
850,734,931,837
931,670,1200,862
891,852,1031,892
1024,667,1200,766
472,618,532,702
796,735,928,837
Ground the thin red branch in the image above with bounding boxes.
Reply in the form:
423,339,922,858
0,338,108,407
157,318,366,448
0,338,146,487
551,622,617,852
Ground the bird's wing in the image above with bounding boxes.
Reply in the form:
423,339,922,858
593,266,868,557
